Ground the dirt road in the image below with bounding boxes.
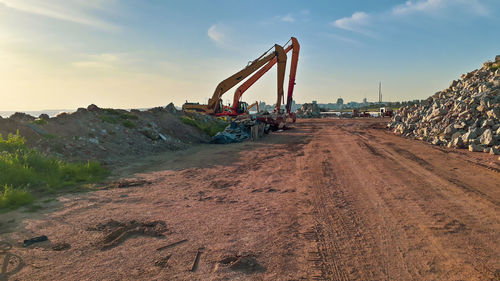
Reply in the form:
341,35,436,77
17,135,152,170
1,118,499,280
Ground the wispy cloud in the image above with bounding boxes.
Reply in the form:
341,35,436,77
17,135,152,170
331,12,375,37
331,0,490,37
392,0,488,16
0,0,118,31
208,24,225,45
72,53,129,70
318,32,362,46
280,14,295,22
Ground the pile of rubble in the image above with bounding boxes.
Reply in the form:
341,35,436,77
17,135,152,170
388,56,500,156
296,103,320,118
0,103,215,165
212,116,268,144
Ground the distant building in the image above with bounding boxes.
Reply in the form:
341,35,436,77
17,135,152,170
312,100,317,105
336,98,344,105
363,98,367,104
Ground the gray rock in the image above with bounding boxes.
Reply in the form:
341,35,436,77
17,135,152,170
486,108,500,119
482,119,495,128
469,143,485,152
451,136,464,148
39,113,50,120
165,103,178,114
87,104,100,111
480,129,494,146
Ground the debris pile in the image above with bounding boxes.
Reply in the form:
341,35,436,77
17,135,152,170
388,56,500,155
212,117,268,144
296,103,320,118
0,104,217,165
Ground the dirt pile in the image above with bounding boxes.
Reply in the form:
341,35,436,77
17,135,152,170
388,55,500,155
296,103,320,118
0,104,220,165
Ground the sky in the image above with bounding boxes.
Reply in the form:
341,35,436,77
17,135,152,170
0,0,499,111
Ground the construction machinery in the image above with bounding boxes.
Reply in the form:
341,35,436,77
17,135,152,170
227,37,300,122
379,107,394,117
182,44,287,115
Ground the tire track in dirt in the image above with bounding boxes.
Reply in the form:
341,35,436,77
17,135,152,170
299,119,499,280
355,125,500,279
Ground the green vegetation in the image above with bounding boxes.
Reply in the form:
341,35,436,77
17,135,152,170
0,185,34,210
99,108,138,128
33,119,48,125
0,132,108,211
179,116,228,137
122,119,136,129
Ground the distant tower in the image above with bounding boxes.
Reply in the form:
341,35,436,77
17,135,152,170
336,98,344,105
378,82,382,103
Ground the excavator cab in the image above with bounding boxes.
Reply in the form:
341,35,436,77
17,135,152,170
236,101,248,114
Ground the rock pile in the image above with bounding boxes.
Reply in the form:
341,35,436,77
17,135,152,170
388,56,500,156
296,103,320,118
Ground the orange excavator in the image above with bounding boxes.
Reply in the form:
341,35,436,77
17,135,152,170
223,37,300,120
182,44,287,115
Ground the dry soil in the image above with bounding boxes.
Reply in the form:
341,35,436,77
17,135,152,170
1,118,499,281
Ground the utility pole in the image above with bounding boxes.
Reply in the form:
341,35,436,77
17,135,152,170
378,82,382,103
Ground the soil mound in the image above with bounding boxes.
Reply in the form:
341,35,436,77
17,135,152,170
0,104,221,165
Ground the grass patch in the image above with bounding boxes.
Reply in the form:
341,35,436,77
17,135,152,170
99,109,138,128
33,119,48,125
122,119,136,129
0,132,108,211
179,116,228,137
0,185,34,210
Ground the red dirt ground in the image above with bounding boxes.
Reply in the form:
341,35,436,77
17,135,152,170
1,118,499,280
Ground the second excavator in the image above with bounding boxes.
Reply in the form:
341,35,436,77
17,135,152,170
182,37,300,127
182,44,287,115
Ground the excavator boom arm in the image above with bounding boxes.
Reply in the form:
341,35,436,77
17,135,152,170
231,44,293,111
286,37,300,114
274,45,287,112
207,44,284,113
231,37,299,114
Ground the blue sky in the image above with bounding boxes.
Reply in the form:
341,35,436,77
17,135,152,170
0,0,499,110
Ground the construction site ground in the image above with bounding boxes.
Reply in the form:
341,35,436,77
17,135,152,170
1,118,499,281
